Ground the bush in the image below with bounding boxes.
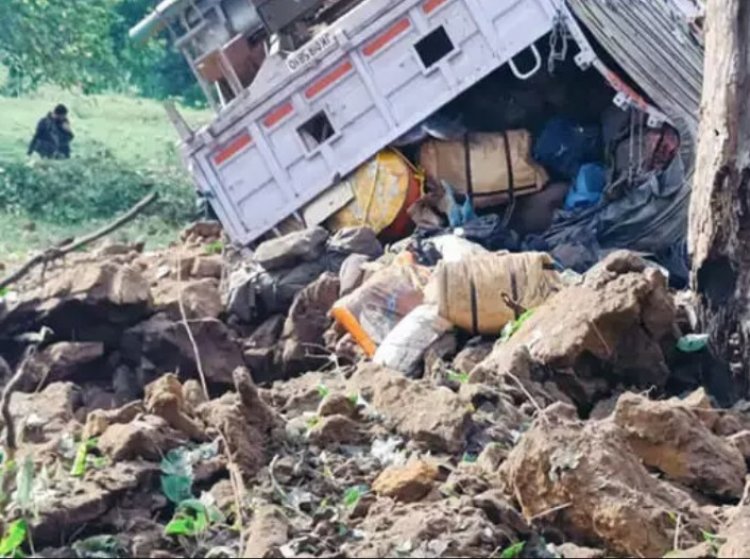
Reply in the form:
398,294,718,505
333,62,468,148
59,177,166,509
0,153,195,226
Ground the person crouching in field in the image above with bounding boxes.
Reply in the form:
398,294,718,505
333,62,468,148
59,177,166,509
28,104,75,159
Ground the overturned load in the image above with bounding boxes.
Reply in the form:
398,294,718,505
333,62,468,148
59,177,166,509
435,252,562,335
419,131,549,208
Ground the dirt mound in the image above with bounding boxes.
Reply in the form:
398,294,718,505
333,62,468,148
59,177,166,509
1,227,744,559
472,252,677,409
499,403,716,557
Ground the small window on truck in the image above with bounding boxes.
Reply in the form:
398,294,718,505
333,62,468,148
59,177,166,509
415,26,455,69
298,111,336,151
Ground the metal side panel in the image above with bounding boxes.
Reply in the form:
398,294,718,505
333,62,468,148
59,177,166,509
198,0,557,245
567,0,703,165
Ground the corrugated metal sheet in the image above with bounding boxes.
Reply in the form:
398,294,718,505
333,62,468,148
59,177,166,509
568,0,704,167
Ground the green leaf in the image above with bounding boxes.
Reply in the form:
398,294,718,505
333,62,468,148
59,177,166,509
0,519,27,557
498,541,525,559
0,287,8,298
447,371,470,384
317,384,330,399
164,516,196,537
164,499,215,537
203,240,224,255
343,485,368,509
500,310,535,343
71,439,96,478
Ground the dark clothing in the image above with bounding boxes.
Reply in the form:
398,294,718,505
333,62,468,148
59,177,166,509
28,113,74,159
56,118,74,158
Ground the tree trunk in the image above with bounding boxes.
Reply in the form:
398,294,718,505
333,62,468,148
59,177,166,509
689,0,750,401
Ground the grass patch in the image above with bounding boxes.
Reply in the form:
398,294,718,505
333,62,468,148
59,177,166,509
0,87,212,266
0,85,209,166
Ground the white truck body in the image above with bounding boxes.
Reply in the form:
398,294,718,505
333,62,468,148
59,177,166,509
141,0,697,245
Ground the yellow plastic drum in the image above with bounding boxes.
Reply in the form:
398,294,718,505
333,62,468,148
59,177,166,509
327,150,423,240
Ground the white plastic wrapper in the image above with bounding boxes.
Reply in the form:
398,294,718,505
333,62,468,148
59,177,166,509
374,304,453,376
430,234,489,263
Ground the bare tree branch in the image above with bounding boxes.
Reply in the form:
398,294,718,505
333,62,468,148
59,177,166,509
0,192,158,291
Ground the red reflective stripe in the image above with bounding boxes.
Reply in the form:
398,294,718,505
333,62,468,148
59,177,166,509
423,0,448,14
605,70,649,110
213,133,252,165
305,60,353,99
363,18,411,56
263,102,294,128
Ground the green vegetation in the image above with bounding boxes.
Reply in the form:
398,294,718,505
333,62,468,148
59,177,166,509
0,0,202,104
0,0,213,267
497,541,525,559
0,87,211,264
0,519,27,558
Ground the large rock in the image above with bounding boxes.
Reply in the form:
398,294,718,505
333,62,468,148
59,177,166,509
318,393,357,418
98,415,187,462
243,315,285,384
499,404,713,557
254,227,329,271
279,273,340,377
121,313,244,384
8,382,82,445
372,461,438,503
144,374,206,441
2,262,152,344
198,368,275,477
308,414,364,446
613,392,746,499
83,401,144,439
349,364,472,453
472,252,676,408
30,461,157,544
152,278,223,320
23,342,104,389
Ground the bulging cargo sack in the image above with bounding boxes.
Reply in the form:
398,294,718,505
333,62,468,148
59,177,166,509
374,305,453,377
331,260,432,357
419,131,549,208
436,252,562,335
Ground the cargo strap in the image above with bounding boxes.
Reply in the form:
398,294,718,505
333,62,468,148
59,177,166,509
501,267,525,321
469,274,479,336
501,131,516,227
463,133,474,198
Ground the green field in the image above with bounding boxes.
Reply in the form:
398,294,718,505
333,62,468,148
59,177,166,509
0,86,209,165
0,86,211,267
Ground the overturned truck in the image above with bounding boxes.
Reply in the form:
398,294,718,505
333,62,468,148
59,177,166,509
131,0,704,281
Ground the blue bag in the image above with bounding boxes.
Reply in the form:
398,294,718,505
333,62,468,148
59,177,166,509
565,163,607,211
533,117,602,179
